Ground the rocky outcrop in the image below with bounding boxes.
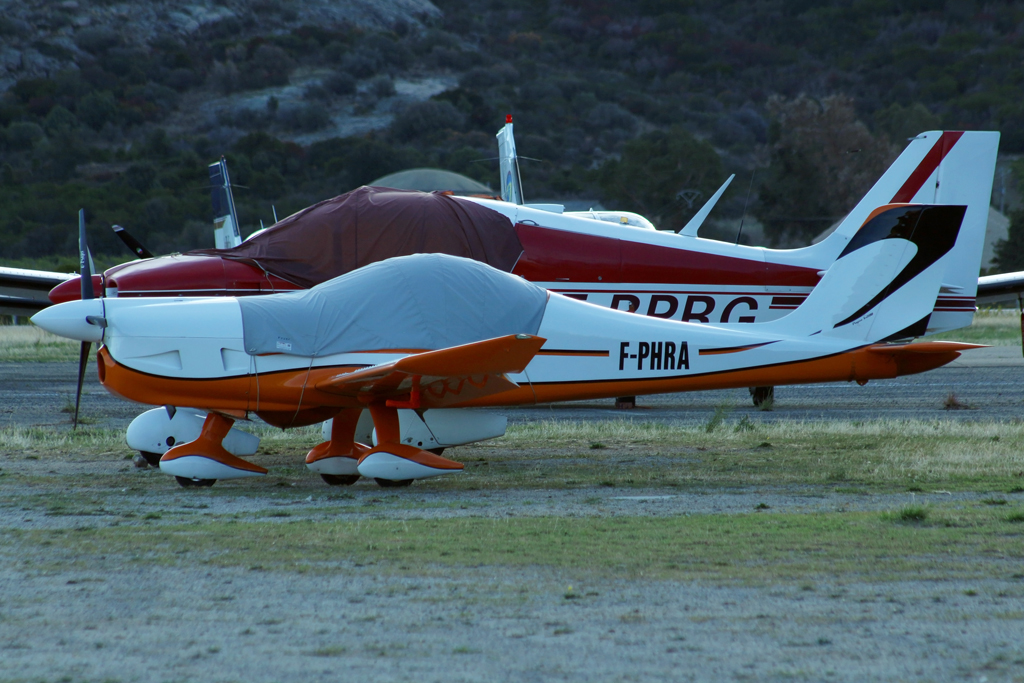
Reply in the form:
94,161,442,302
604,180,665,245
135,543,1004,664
0,0,441,91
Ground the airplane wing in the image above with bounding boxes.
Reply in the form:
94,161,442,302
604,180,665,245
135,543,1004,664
0,266,74,317
977,271,1024,305
315,334,545,408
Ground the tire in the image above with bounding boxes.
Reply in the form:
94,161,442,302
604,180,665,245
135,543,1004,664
139,451,162,468
427,447,445,456
175,476,216,488
750,386,775,407
374,478,414,488
320,473,360,486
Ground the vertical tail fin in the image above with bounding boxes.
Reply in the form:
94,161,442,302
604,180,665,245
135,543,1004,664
763,204,966,343
911,131,999,334
806,130,998,336
496,115,524,205
209,156,242,249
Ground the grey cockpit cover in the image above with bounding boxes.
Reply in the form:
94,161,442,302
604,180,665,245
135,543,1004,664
237,253,549,357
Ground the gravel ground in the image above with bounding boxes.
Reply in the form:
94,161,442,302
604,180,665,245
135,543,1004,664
1,561,1022,682
1,352,1023,682
1,457,1022,682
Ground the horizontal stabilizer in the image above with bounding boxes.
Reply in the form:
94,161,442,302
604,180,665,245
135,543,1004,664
865,341,984,376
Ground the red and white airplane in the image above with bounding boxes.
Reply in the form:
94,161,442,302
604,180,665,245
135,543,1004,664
49,127,997,340
31,199,981,487
48,126,999,339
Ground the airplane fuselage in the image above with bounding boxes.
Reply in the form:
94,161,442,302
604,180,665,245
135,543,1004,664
75,291,967,430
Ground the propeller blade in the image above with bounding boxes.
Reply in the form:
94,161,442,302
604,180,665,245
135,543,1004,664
79,209,94,301
112,224,154,259
73,340,91,429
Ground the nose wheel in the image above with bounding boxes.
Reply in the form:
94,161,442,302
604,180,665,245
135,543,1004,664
139,451,162,468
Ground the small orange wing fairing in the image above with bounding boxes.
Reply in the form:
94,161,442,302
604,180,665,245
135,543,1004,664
315,334,546,409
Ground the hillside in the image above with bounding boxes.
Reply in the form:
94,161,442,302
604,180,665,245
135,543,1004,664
2,0,1023,266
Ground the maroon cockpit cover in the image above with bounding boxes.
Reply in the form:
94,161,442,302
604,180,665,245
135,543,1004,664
189,186,522,288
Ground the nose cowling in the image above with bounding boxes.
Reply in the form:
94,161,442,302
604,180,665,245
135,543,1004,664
31,299,106,342
49,274,104,304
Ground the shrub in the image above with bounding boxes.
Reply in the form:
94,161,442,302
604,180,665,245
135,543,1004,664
390,100,465,142
5,122,46,150
210,61,240,94
368,76,396,99
164,67,200,91
303,83,332,101
278,104,331,132
239,45,295,90
76,91,119,130
891,505,929,523
341,51,380,79
324,72,356,96
74,27,121,54
11,78,57,104
43,106,79,136
586,102,637,142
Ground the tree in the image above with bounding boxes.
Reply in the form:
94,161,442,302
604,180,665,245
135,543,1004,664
873,102,941,145
993,210,1024,273
756,95,897,246
597,127,723,232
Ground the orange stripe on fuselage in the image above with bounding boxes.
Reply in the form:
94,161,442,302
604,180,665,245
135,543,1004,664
97,347,367,414
459,343,969,407
99,342,968,416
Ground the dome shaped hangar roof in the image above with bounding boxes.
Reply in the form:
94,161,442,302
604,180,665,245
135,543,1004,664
369,168,495,196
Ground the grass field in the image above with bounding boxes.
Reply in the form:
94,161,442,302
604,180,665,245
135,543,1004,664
12,504,1024,584
3,417,1024,586
5,418,1024,494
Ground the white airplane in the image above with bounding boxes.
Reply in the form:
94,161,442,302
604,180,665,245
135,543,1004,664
33,199,981,488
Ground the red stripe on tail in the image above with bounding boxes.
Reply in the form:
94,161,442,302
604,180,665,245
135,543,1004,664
890,131,963,203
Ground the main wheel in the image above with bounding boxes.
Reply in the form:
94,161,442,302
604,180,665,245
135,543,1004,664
374,478,413,488
750,386,775,407
139,451,162,467
320,473,360,486
175,476,216,488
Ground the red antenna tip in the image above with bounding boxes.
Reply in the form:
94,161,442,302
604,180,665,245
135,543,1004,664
506,114,513,124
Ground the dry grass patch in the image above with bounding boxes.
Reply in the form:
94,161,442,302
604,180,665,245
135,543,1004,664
931,307,1021,347
3,419,1024,493
0,325,84,362
482,418,1024,491
0,425,131,459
